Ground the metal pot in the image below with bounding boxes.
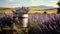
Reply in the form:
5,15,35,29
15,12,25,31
21,14,28,27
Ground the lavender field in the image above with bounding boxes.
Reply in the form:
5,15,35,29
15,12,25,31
0,14,60,34
0,14,13,28
28,14,60,34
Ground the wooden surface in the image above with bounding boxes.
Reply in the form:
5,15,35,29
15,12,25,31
2,27,29,34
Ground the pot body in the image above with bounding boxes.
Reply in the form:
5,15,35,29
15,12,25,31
22,14,28,27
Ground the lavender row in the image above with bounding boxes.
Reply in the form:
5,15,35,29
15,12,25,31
28,14,60,34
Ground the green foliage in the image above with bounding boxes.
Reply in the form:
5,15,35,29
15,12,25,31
17,30,24,34
29,21,38,30
13,23,25,34
29,21,38,34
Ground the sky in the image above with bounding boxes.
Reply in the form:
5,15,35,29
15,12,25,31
0,0,59,8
